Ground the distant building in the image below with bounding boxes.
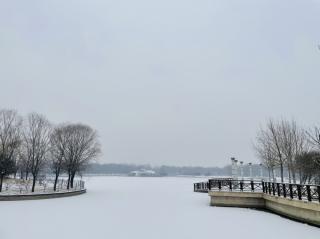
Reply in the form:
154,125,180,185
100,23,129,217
128,169,158,177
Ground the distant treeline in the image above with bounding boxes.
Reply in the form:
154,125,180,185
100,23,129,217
86,163,269,177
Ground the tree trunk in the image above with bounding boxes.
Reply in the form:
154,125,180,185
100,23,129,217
31,175,37,192
53,168,60,192
272,168,275,182
70,172,75,189
67,171,71,190
54,174,59,191
288,164,291,183
291,168,296,184
25,171,29,180
0,174,4,192
280,162,284,183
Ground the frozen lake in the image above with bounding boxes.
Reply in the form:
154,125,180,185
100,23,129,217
0,177,319,239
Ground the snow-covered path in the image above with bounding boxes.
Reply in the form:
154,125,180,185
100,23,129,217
0,177,319,239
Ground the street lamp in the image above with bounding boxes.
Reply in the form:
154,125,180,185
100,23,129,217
259,163,263,179
234,159,238,179
240,161,244,179
231,157,237,179
248,162,253,179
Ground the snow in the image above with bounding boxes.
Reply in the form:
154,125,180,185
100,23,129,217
0,179,81,195
0,176,319,239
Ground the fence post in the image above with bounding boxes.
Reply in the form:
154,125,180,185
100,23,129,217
272,183,275,195
317,186,320,203
268,182,271,194
297,185,302,200
265,182,268,194
218,181,222,191
276,183,280,196
262,182,265,193
283,184,286,198
289,184,293,199
208,180,211,191
240,181,243,191
229,181,232,191
306,185,312,202
251,181,254,192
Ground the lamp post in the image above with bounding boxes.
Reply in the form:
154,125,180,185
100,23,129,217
240,161,244,179
259,163,263,179
231,158,235,178
231,157,237,179
248,162,253,179
234,159,238,179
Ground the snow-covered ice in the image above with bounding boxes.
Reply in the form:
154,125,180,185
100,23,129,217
0,176,319,239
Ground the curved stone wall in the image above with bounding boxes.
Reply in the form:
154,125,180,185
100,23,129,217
209,191,320,227
0,189,86,201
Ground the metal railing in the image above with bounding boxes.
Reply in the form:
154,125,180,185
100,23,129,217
194,182,209,193
262,181,320,202
194,179,320,203
0,179,85,195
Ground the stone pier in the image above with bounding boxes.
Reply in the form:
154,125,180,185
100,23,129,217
209,191,320,227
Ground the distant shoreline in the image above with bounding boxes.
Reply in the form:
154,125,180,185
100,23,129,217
85,163,269,178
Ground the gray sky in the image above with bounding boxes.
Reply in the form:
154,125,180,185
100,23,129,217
0,0,319,167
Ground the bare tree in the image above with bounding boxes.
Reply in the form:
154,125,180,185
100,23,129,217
266,119,286,182
296,151,320,184
0,109,22,192
254,128,276,181
291,122,309,183
23,113,51,192
278,120,308,183
255,119,311,183
63,123,100,189
17,146,32,180
278,120,293,182
305,126,320,183
50,124,69,191
307,126,320,150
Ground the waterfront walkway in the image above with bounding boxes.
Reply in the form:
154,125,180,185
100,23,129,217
194,178,320,226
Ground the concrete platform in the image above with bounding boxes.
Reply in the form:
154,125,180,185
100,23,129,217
209,191,320,227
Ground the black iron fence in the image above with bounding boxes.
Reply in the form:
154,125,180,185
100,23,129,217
194,182,209,193
262,181,320,202
0,179,85,195
194,179,320,203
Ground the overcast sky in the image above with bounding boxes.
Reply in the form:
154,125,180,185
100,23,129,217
0,0,319,167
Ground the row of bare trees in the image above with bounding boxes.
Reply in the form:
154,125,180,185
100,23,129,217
0,109,101,192
254,119,320,184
